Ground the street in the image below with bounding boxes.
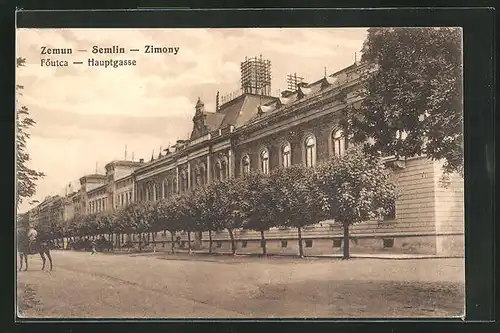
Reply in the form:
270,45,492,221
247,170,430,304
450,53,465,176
17,251,465,318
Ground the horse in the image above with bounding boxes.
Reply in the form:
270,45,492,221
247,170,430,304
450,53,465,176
17,228,53,271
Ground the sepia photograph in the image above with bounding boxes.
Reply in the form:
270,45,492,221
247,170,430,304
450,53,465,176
15,27,465,319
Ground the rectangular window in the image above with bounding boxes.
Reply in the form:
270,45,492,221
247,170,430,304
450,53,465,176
281,240,288,248
333,239,342,248
284,154,291,168
241,241,247,248
383,238,394,248
305,239,313,248
383,200,396,220
217,241,222,248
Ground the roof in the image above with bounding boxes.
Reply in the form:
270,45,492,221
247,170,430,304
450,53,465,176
105,160,145,169
115,173,134,183
246,61,371,124
86,183,107,195
81,174,106,179
203,111,225,131
219,93,278,128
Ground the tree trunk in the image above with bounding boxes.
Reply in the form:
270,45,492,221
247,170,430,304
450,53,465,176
208,230,213,254
170,231,175,254
260,230,267,256
138,233,142,252
228,228,236,255
187,231,192,255
343,222,350,259
298,226,304,258
152,232,156,252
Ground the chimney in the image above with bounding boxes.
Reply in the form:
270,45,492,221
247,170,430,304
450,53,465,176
298,82,309,88
139,158,144,163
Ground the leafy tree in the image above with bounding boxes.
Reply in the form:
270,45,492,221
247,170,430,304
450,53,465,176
316,147,397,259
115,207,135,248
344,28,463,176
269,165,329,257
239,171,277,256
16,57,45,208
210,178,245,255
149,200,167,251
175,194,198,254
99,210,118,242
189,183,221,254
157,195,184,254
126,201,152,251
188,185,215,253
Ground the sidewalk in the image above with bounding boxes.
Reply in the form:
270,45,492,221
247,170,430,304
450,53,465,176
111,248,463,260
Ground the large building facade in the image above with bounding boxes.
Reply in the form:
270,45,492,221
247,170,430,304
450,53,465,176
24,57,464,256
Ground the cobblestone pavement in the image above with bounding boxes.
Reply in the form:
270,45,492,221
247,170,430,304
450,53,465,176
16,251,465,319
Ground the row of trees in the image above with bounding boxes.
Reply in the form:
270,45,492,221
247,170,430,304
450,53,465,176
39,148,396,259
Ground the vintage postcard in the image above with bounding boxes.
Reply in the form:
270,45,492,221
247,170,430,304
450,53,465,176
15,27,465,319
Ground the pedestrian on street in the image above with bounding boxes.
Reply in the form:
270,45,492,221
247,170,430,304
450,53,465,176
91,239,97,255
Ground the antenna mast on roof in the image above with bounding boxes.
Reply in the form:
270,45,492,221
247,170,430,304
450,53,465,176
124,144,127,160
95,162,98,174
241,54,272,96
216,91,220,112
287,73,303,91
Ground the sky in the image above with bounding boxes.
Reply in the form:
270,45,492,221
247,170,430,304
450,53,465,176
16,28,368,213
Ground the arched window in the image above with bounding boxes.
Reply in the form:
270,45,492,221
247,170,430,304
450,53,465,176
149,184,155,201
260,149,270,174
180,172,187,192
172,177,178,194
218,159,228,180
241,155,251,175
304,135,317,167
332,129,347,156
281,142,291,168
162,180,168,199
222,160,228,180
199,165,206,185
155,183,161,201
214,161,221,181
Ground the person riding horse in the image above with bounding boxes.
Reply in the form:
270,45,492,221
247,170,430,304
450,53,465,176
17,226,53,271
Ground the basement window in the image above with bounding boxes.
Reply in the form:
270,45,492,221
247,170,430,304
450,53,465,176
281,240,288,248
383,238,394,248
333,239,342,248
241,241,247,248
217,241,222,248
305,240,313,248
